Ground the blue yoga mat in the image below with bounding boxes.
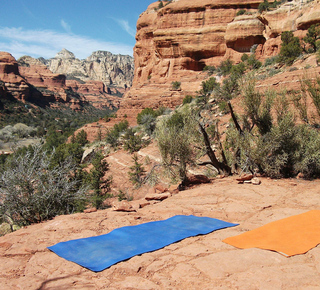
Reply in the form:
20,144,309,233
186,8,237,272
48,215,238,272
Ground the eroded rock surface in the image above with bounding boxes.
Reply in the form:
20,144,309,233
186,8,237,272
20,49,134,89
118,0,320,120
0,177,319,289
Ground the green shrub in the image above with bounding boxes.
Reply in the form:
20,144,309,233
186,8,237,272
301,76,320,119
294,125,320,179
128,154,146,188
264,56,278,67
114,120,129,133
241,53,249,62
137,107,158,125
51,142,84,168
88,151,112,209
105,130,120,148
183,95,193,105
218,74,241,101
230,62,246,77
217,59,233,76
303,24,320,53
155,109,200,182
237,9,246,16
203,65,216,75
123,128,144,153
317,49,320,64
71,129,88,146
246,54,262,70
258,0,270,13
218,101,229,114
254,112,299,178
44,126,67,151
278,31,302,65
268,68,281,77
200,77,219,96
105,120,129,148
228,78,320,179
172,81,181,90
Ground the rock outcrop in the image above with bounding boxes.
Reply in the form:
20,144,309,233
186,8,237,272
20,49,134,89
66,79,121,110
0,52,30,101
1,176,320,289
0,52,123,111
118,0,320,120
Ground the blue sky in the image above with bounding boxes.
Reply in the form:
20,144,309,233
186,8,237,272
0,0,153,59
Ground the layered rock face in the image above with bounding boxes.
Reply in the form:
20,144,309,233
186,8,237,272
0,52,84,110
23,49,134,89
118,0,320,119
0,52,30,101
66,80,121,110
0,52,123,111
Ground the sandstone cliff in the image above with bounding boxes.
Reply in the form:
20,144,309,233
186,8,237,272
0,52,30,101
118,0,320,119
19,49,134,89
0,52,122,111
0,52,90,111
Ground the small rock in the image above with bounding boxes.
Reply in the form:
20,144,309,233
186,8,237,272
251,177,261,185
81,148,95,163
236,175,253,182
186,175,211,185
139,201,151,208
168,184,180,194
154,184,168,193
145,192,171,201
296,172,304,179
84,208,97,213
112,200,136,212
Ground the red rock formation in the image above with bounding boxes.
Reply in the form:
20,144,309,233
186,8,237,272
66,80,121,110
118,0,320,121
19,65,66,89
118,0,264,119
0,52,30,101
0,53,121,111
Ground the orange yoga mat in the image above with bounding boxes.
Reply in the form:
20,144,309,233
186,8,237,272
223,210,320,257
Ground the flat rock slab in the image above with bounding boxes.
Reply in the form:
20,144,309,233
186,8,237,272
1,177,320,289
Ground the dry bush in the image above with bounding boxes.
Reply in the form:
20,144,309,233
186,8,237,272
0,144,88,226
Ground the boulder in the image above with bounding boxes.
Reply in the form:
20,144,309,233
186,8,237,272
112,200,136,212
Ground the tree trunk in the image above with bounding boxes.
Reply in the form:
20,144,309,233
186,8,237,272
198,123,231,175
228,101,243,134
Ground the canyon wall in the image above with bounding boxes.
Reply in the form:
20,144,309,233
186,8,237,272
0,52,121,111
118,0,320,119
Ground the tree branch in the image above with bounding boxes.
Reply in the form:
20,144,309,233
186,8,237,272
228,101,243,134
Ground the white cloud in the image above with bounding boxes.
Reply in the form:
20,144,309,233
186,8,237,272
114,19,136,38
60,19,72,34
0,27,133,59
